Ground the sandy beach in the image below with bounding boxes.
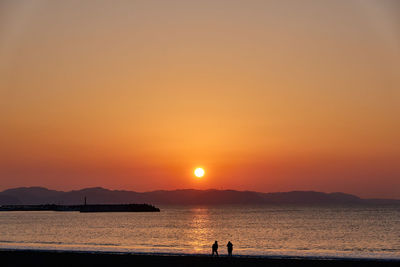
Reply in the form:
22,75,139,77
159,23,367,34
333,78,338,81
1,249,399,267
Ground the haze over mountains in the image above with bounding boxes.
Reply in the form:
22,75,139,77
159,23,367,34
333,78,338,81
0,187,399,206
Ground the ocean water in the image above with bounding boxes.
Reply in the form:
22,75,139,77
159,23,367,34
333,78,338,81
0,205,399,259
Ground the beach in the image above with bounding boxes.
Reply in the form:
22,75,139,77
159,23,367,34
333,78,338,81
1,249,399,267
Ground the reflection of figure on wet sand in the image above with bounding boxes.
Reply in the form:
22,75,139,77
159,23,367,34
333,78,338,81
212,241,219,256
227,241,233,256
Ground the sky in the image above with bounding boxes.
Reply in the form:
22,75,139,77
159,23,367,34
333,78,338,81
0,0,399,198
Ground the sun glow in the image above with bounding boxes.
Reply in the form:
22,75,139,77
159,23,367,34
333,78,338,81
194,168,205,178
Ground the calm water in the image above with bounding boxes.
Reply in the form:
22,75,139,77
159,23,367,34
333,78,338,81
0,205,399,259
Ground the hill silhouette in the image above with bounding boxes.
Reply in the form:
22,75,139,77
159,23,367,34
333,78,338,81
0,187,399,205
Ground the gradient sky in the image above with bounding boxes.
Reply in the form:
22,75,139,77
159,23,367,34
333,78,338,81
1,0,399,198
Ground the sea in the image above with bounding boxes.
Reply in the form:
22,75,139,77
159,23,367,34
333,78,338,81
0,205,399,260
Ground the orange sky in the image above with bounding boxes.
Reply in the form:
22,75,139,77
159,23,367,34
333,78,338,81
0,1,399,198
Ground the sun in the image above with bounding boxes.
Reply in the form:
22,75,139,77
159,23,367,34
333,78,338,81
194,167,205,178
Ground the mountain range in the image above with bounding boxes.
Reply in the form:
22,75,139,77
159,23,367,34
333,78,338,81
1,187,399,206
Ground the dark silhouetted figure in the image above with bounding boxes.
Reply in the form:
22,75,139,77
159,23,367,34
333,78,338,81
212,241,219,256
227,241,233,256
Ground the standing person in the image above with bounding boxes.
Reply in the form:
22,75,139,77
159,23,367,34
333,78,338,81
212,241,219,256
227,241,233,256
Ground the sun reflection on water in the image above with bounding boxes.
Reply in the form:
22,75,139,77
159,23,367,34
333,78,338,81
186,207,214,252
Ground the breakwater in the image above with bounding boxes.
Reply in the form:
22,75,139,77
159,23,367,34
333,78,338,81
0,204,160,212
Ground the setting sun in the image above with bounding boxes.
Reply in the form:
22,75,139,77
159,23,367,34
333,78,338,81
194,168,205,178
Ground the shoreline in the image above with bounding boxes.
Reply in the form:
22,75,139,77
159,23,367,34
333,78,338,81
1,246,399,261
1,248,399,267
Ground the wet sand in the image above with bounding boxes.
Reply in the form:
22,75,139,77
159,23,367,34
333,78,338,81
1,249,399,267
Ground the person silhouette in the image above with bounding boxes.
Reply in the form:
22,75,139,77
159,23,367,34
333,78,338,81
227,241,233,256
212,241,219,256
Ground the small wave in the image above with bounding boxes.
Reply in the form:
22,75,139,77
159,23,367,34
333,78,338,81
153,244,176,248
0,240,120,247
81,242,120,247
379,248,399,252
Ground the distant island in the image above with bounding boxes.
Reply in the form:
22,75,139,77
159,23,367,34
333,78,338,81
0,187,399,206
